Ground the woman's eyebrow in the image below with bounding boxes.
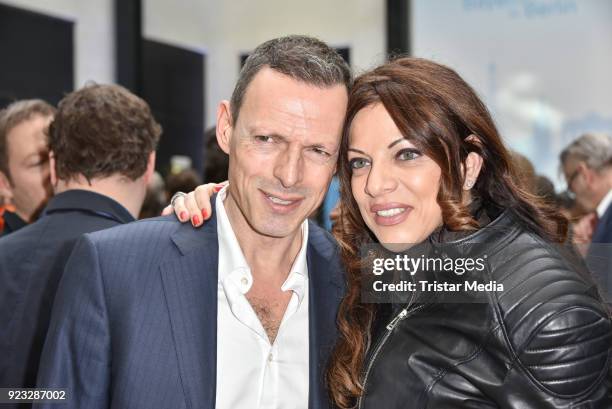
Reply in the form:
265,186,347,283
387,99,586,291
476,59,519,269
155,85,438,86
388,138,407,149
347,148,368,155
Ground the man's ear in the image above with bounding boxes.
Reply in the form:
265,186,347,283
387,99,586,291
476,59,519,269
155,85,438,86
0,171,13,203
49,151,58,187
216,101,232,155
143,151,156,185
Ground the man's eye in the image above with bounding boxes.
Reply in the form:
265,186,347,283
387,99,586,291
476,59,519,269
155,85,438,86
29,158,48,167
397,149,421,161
349,158,369,170
255,135,274,143
312,147,330,157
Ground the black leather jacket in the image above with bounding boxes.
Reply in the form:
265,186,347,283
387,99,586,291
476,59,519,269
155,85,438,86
359,209,612,409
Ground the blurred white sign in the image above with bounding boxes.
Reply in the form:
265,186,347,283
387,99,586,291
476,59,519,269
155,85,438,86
412,0,612,188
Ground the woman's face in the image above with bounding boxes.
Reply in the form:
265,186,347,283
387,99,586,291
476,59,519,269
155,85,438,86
348,103,443,248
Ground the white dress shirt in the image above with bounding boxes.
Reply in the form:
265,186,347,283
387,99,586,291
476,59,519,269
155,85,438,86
596,189,612,219
215,186,309,409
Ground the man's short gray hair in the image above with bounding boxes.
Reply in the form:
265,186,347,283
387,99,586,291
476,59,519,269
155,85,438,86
560,133,612,171
230,35,352,124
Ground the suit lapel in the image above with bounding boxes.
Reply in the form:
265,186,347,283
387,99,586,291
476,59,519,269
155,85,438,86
160,215,219,409
307,226,344,409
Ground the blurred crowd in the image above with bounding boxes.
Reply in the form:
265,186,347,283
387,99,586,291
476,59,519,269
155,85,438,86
0,98,229,230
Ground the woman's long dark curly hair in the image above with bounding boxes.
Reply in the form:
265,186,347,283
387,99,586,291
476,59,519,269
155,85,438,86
327,57,568,408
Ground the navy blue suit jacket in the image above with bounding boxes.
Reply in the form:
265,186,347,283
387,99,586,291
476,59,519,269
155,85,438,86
36,199,345,409
588,203,612,302
0,190,134,395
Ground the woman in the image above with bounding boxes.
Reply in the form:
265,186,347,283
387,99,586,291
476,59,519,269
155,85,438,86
326,57,611,408
170,58,612,408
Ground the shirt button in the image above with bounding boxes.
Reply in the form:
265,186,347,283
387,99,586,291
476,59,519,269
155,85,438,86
268,353,273,362
241,277,248,286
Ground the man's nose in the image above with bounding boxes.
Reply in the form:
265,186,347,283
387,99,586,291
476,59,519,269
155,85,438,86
273,145,304,188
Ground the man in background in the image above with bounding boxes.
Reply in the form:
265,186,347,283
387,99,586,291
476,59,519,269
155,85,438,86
0,100,55,236
561,133,612,301
0,84,160,398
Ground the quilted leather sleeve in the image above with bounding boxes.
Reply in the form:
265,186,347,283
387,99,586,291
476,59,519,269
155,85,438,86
489,230,612,401
518,306,612,397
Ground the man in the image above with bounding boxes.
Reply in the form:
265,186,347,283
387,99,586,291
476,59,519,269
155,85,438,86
0,84,160,396
36,35,350,409
561,133,612,301
0,100,55,236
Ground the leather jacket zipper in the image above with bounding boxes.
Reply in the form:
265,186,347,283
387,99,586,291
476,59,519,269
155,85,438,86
357,302,425,409
386,308,409,330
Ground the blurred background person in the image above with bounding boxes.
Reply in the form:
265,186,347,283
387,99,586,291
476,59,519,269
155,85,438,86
561,133,612,233
202,125,229,183
510,150,537,194
508,151,584,224
165,167,202,202
138,171,166,219
560,132,612,300
0,84,160,398
555,190,582,220
0,99,55,236
534,174,557,205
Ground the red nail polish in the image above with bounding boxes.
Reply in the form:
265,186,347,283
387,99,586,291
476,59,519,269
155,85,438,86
192,215,200,225
179,211,187,221
201,209,208,219
214,185,223,192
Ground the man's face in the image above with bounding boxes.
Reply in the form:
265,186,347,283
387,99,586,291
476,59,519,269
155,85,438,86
221,68,347,239
0,115,53,221
563,157,602,212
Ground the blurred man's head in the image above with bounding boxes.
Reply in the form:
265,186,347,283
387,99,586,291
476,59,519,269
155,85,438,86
49,84,161,217
165,169,202,201
0,100,55,222
561,133,612,212
203,126,229,183
216,35,351,239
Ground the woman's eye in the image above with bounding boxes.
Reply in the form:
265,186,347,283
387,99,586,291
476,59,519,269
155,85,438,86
397,149,421,161
349,158,369,170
